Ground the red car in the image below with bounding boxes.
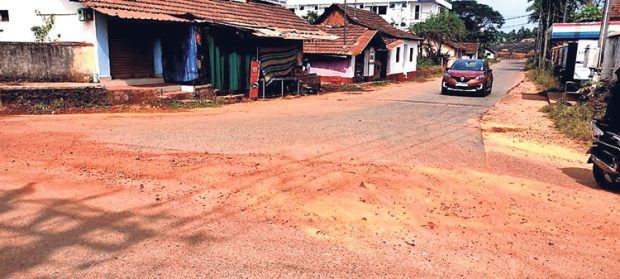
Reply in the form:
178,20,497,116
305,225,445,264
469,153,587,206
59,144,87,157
441,59,494,96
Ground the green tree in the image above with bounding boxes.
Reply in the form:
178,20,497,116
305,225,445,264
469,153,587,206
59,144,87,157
411,11,466,62
527,0,591,68
451,0,505,45
575,4,603,22
302,11,319,24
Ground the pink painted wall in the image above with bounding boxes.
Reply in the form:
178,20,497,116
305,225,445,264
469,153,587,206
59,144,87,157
310,58,354,78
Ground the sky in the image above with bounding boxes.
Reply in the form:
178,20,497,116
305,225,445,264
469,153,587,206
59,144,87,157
476,0,537,31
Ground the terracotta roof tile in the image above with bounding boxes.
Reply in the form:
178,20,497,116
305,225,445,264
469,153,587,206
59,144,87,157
612,0,620,21
317,4,421,41
304,25,377,56
80,0,320,33
457,43,480,55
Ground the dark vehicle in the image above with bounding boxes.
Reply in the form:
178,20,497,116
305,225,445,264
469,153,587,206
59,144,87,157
588,120,620,190
441,59,494,96
588,69,620,190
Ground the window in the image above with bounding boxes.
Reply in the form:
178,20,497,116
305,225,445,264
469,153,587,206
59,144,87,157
0,10,8,22
414,5,421,20
299,6,304,11
400,22,406,27
314,5,318,10
409,48,414,62
372,6,387,15
396,47,401,63
389,3,396,8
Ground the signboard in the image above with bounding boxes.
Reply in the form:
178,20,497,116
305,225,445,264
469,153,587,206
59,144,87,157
551,22,620,40
249,61,260,99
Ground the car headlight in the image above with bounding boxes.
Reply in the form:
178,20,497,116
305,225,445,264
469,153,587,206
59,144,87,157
476,75,485,81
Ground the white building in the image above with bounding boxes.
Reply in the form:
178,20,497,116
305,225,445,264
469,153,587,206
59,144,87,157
286,0,452,30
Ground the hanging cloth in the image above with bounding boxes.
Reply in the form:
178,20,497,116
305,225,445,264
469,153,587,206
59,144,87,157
259,45,299,85
162,25,199,83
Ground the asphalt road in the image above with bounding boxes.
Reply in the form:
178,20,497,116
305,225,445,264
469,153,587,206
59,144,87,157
84,60,525,169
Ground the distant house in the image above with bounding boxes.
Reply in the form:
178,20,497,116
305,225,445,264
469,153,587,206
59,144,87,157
496,39,536,60
484,47,497,59
458,43,481,60
305,4,422,84
287,0,452,31
549,22,620,81
612,0,620,21
419,40,464,67
305,26,384,84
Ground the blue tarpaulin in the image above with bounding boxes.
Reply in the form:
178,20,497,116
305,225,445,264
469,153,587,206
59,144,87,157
162,26,198,83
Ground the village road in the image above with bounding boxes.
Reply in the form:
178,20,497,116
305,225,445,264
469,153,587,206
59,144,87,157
3,60,620,278
21,60,524,169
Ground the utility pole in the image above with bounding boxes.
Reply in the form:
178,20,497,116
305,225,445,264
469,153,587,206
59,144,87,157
541,1,551,70
537,5,544,67
344,0,348,49
597,0,613,70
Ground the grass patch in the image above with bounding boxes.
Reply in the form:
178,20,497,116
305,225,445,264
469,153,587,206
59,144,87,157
339,84,363,91
372,81,388,87
526,69,560,92
167,99,221,110
413,65,444,82
542,103,593,142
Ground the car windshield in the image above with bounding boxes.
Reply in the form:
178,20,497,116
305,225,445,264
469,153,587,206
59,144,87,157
451,60,484,71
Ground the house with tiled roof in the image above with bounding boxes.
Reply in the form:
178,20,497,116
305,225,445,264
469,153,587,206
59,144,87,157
305,4,422,84
457,43,481,60
0,0,330,96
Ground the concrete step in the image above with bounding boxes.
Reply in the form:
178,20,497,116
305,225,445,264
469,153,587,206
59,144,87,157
102,78,165,87
161,91,193,100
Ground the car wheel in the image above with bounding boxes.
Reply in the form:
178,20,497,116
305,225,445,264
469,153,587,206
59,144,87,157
441,87,448,95
477,85,487,97
593,164,620,191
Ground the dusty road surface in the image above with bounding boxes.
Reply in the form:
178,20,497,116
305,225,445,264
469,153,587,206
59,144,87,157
1,60,619,277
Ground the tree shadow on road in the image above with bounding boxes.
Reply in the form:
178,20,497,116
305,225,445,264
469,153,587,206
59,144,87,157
0,183,219,278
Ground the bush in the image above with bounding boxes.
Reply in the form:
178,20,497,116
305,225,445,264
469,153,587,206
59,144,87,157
415,65,444,81
525,57,537,70
417,56,437,68
542,103,593,142
526,69,560,92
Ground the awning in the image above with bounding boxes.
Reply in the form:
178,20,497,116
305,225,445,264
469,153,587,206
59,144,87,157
550,22,620,40
94,8,190,22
